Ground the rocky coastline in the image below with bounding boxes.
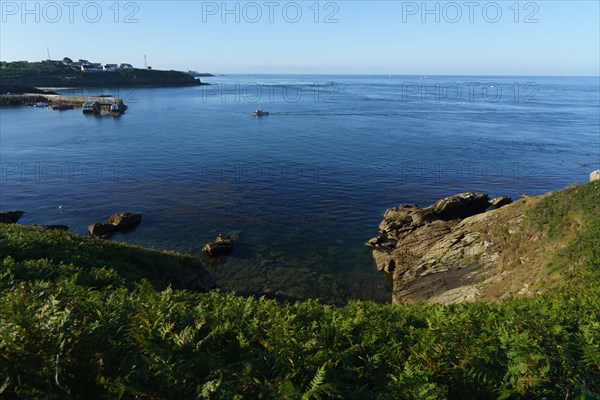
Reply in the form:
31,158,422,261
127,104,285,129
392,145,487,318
2,170,599,304
367,170,600,304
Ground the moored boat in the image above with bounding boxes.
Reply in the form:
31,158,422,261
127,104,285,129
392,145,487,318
34,102,49,108
109,99,127,115
82,99,96,114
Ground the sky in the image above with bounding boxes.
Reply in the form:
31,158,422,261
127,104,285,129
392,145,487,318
0,0,599,75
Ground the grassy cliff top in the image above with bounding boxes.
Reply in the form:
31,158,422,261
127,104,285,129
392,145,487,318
0,60,202,90
1,181,599,398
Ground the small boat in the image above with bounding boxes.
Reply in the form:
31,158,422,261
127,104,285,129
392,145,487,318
52,104,74,111
34,102,49,108
251,109,269,117
109,99,127,115
82,99,95,114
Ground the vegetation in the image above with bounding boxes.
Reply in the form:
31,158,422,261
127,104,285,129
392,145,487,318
0,61,201,91
1,182,599,399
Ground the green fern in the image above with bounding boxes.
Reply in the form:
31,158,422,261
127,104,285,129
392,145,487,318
302,363,335,400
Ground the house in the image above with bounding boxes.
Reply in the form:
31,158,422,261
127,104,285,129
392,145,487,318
119,63,133,69
103,64,118,71
81,64,101,72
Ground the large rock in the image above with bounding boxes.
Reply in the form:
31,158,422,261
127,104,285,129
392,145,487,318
202,235,234,257
367,191,519,304
591,170,600,182
88,223,116,237
0,211,24,224
372,250,395,273
432,192,489,220
108,212,142,230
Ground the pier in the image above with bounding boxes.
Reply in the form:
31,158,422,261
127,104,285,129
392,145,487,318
0,93,126,111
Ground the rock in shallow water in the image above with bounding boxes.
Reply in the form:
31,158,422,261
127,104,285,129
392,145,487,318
88,223,116,237
88,212,142,237
108,212,142,230
202,235,234,257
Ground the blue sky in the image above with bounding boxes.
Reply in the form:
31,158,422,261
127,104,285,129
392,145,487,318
1,1,599,75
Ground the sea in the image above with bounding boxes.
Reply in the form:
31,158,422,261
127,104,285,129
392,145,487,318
1,75,599,304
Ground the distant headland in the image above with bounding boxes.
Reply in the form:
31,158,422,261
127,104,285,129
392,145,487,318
0,58,208,93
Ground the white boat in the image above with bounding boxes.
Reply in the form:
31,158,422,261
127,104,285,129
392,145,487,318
251,109,269,117
82,99,95,114
34,102,49,108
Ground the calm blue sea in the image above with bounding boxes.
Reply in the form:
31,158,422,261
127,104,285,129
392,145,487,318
1,75,599,303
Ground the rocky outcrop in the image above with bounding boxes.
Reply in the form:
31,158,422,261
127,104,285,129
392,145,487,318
202,235,234,257
0,211,24,224
89,212,142,237
108,213,142,230
490,196,512,209
88,223,117,237
368,192,522,304
432,192,490,220
591,170,600,182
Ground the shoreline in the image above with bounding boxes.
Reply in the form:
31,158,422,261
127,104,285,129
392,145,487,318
2,173,598,304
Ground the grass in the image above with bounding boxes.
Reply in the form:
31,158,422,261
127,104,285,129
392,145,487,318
462,181,600,300
1,182,599,399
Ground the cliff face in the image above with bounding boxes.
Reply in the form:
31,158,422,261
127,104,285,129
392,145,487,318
368,180,600,304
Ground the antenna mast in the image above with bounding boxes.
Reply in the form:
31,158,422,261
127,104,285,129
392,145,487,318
144,55,147,69
46,47,51,60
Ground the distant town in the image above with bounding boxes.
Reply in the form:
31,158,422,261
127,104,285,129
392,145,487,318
8,57,140,72
1,58,213,77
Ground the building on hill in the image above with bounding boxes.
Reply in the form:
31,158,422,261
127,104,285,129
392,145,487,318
81,63,101,72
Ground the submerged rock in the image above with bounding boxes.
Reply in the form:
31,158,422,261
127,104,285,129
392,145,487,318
202,235,234,257
0,211,24,224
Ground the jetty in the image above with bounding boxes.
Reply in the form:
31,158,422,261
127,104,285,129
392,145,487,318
0,93,126,113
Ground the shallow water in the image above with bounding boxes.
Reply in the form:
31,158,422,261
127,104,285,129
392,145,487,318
1,75,598,303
